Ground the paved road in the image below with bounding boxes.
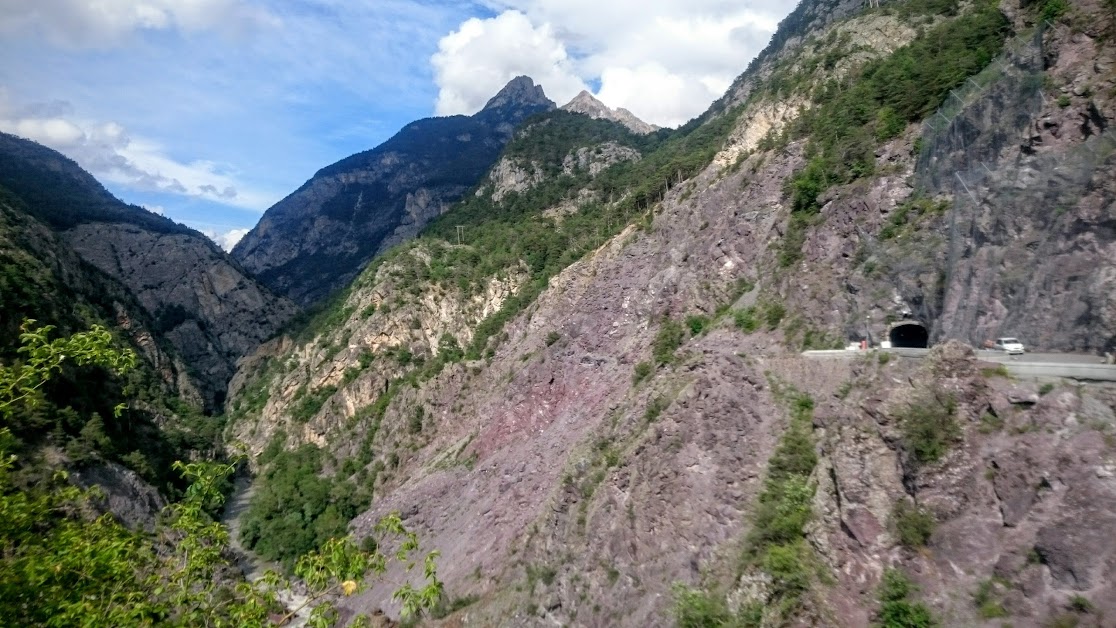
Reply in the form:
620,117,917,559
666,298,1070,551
802,347,1116,381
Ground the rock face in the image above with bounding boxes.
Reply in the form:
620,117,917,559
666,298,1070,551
561,91,659,135
72,463,167,531
919,26,1116,352
227,246,528,457
0,132,296,409
231,77,556,306
64,223,297,407
561,142,641,176
0,187,203,407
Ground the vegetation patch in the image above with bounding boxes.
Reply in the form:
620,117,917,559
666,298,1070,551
290,384,338,423
876,568,935,627
733,299,787,334
653,317,688,365
240,444,373,569
686,315,711,336
672,584,762,628
972,577,1010,619
980,364,1011,379
670,383,820,624
879,197,950,240
644,395,670,423
891,500,935,548
896,389,960,466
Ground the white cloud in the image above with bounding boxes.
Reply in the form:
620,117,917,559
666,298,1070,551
0,0,275,48
144,204,166,215
206,227,249,251
436,1,787,127
0,90,277,211
431,11,588,116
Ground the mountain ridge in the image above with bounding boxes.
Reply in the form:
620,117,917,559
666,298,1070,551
231,76,557,306
0,132,296,409
561,90,660,134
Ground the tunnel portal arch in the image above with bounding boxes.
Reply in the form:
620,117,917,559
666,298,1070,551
888,321,929,348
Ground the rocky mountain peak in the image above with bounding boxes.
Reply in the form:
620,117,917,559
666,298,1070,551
481,75,555,112
233,76,556,306
563,90,610,116
560,90,659,134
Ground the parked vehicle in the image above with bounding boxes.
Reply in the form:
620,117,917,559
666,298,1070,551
993,337,1025,355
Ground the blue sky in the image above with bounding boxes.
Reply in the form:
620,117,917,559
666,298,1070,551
0,0,791,249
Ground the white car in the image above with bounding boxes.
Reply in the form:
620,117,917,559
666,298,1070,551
994,337,1025,355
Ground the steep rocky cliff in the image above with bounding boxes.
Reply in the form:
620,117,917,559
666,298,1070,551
0,133,297,410
231,77,556,306
226,0,1116,625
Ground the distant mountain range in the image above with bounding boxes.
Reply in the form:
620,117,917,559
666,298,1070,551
231,76,558,306
0,132,296,410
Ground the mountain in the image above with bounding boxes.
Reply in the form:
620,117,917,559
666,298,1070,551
561,90,659,134
0,132,297,410
231,76,557,306
0,158,235,511
224,0,1116,624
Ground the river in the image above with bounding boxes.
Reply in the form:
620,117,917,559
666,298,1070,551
222,474,313,625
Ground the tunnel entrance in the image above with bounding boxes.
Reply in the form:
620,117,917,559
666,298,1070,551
888,322,929,348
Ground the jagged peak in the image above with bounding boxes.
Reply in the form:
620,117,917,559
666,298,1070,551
481,76,555,112
564,90,606,110
560,91,659,135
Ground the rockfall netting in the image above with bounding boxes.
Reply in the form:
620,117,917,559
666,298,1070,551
906,23,1116,351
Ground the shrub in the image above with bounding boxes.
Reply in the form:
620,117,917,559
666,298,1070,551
897,390,959,465
671,585,733,628
545,331,561,346
395,348,413,366
290,385,338,423
892,500,935,548
980,364,1010,378
632,361,653,385
1068,595,1094,614
652,318,687,365
437,332,464,364
645,396,669,423
763,540,813,599
877,569,935,628
1040,0,1069,20
978,412,1004,434
685,315,710,336
409,406,424,434
734,308,759,333
1038,382,1055,396
762,301,787,330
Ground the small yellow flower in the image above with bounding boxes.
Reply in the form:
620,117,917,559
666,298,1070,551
341,580,358,596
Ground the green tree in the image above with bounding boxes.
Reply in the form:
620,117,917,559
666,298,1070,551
0,320,135,422
0,322,442,626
